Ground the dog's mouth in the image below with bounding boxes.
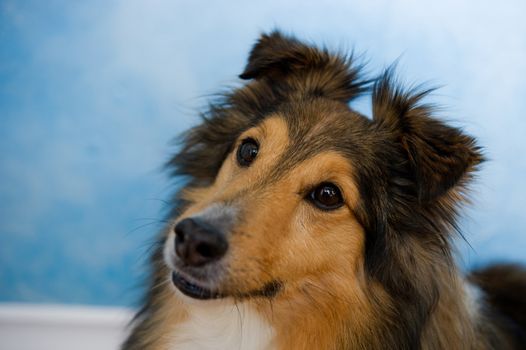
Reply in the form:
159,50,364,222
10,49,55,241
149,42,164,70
171,270,282,300
171,271,221,300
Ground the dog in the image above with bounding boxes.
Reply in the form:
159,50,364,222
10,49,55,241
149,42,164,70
122,31,526,349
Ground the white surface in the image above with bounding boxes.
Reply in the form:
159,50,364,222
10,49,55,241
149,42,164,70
0,303,133,350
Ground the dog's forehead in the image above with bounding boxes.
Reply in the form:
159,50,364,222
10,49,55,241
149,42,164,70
248,99,371,182
272,100,370,160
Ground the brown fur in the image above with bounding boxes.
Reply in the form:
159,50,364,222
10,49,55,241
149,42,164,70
122,31,526,349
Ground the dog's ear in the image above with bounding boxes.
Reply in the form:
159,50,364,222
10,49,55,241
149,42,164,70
372,70,483,203
239,30,368,102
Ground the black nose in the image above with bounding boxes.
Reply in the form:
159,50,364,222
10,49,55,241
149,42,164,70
174,218,228,267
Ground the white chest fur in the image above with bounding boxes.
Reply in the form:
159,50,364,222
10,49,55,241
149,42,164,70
170,297,275,350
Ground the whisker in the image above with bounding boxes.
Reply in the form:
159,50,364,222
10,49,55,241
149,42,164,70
126,221,167,237
145,198,172,207
150,276,172,292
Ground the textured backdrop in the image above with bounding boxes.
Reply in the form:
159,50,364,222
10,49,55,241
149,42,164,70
1,0,525,306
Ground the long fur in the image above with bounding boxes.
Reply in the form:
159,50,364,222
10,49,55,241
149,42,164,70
122,31,526,349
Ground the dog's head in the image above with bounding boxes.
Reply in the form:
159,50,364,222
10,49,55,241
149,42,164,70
162,31,483,321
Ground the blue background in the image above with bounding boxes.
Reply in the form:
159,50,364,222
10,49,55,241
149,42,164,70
1,0,525,307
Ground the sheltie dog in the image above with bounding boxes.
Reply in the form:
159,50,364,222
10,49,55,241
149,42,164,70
122,31,526,349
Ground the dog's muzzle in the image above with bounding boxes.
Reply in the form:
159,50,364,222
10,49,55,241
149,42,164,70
164,204,237,299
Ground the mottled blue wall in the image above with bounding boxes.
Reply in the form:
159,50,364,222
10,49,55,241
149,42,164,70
1,0,525,306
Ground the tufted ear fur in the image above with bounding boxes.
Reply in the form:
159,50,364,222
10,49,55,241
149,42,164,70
372,70,484,203
239,31,369,103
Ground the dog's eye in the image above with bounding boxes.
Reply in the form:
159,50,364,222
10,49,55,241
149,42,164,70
308,183,344,210
237,138,259,167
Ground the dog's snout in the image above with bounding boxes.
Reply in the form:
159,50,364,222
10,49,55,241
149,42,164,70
174,218,228,267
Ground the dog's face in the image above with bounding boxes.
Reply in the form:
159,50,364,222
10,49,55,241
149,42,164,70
165,100,370,300
162,32,482,308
